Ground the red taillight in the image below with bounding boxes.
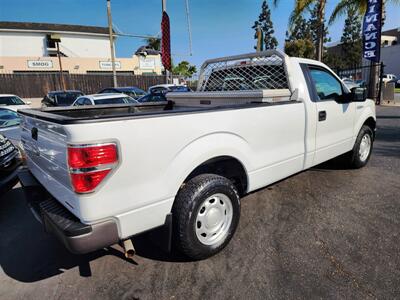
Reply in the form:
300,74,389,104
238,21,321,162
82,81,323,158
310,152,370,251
68,144,117,169
67,143,118,193
70,170,111,193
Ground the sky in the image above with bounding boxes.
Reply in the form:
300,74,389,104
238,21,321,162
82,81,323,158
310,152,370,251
1,0,399,67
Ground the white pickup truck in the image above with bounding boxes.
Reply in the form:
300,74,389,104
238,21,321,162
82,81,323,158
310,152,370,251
18,50,376,260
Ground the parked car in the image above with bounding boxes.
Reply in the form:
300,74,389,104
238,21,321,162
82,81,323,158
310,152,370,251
72,93,138,106
148,84,192,94
137,92,167,103
355,79,367,88
0,134,21,194
0,108,22,145
342,78,358,90
387,78,400,88
41,90,84,107
0,94,31,111
98,87,146,100
17,50,375,260
382,74,397,83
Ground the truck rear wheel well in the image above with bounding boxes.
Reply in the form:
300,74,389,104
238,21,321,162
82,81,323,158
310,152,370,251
183,156,248,196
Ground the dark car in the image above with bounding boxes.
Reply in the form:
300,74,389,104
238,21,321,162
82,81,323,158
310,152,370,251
137,92,167,103
98,87,146,100
0,134,21,194
355,80,367,88
148,84,192,94
41,90,84,107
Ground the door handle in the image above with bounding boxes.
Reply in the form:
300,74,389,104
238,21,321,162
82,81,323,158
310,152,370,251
318,111,327,121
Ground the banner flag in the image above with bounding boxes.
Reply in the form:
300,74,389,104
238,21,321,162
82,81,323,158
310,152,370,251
362,0,382,62
161,11,172,71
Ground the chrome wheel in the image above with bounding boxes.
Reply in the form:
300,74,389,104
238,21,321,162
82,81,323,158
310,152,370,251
195,193,233,246
359,134,371,162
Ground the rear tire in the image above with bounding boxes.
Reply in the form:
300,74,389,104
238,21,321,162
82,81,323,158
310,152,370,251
172,174,240,260
346,125,374,169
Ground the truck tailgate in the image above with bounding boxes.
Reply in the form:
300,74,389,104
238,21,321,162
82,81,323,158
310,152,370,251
20,114,79,215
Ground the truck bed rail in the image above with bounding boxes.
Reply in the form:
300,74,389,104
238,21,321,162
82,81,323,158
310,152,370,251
197,50,293,93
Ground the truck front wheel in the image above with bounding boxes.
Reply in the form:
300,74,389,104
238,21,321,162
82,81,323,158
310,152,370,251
347,125,374,169
172,174,240,260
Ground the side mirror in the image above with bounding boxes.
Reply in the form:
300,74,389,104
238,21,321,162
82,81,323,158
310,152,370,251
26,101,32,105
351,87,367,102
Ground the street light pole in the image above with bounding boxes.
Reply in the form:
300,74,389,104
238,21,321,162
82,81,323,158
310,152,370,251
107,0,117,87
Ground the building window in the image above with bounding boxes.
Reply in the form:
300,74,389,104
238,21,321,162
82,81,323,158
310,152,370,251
46,34,56,48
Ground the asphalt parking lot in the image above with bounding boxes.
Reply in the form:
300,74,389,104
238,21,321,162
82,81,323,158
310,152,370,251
1,106,399,300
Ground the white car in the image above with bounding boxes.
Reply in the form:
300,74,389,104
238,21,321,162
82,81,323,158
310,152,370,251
18,50,375,260
71,93,138,106
0,108,22,146
342,78,358,90
382,74,397,83
0,94,31,111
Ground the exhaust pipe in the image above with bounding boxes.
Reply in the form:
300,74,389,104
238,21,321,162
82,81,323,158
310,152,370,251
122,239,135,258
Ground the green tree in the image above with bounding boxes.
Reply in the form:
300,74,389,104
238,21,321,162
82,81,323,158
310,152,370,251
252,1,278,50
285,14,312,42
172,61,197,78
329,0,400,25
285,39,315,58
323,52,346,70
274,0,327,61
340,5,362,68
145,37,161,51
308,3,331,60
284,14,314,58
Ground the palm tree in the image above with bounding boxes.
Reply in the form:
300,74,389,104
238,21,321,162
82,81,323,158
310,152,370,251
328,0,399,100
274,0,327,61
329,0,400,25
275,0,399,61
145,37,161,51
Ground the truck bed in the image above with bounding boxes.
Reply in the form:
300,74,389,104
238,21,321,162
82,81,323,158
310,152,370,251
18,89,294,125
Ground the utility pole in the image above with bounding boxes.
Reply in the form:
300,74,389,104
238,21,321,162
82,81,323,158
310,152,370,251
50,34,65,90
56,41,65,90
107,0,117,87
316,0,326,61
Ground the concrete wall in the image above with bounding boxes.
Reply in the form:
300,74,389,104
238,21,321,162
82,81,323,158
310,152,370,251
0,32,45,56
381,45,400,77
0,31,110,57
0,55,162,75
55,34,110,58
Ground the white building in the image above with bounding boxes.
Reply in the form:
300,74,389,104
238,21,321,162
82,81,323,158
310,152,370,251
0,21,162,75
0,21,112,57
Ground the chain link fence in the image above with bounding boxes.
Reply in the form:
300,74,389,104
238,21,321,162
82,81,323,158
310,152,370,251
197,52,289,92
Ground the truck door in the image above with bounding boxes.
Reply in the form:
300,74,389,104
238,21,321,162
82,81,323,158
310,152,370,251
306,65,355,165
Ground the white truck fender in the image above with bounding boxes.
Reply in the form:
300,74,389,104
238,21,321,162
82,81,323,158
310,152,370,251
353,103,376,138
164,132,252,198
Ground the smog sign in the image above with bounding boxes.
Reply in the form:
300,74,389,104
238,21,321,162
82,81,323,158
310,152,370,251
27,60,53,68
99,61,121,69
